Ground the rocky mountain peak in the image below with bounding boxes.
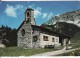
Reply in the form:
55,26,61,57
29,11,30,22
45,9,80,27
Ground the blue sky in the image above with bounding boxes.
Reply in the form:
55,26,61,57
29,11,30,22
0,1,80,29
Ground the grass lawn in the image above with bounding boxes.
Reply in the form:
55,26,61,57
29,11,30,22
0,47,54,56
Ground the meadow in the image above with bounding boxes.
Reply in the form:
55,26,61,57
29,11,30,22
0,47,53,56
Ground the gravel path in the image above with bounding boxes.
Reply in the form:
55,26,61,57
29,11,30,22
32,47,80,56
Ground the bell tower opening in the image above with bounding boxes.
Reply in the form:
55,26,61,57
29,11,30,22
25,8,36,25
27,12,30,17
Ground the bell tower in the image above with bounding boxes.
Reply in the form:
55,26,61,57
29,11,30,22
25,8,36,25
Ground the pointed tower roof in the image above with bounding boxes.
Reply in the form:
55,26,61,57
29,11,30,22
27,8,34,11
25,8,34,13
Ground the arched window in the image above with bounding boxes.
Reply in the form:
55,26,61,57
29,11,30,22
27,12,30,17
21,29,25,36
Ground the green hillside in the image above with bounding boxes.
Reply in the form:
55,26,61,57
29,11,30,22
42,22,80,38
71,31,80,44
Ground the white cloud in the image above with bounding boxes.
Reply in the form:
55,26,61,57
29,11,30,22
28,5,54,20
5,3,54,21
42,13,48,18
34,7,42,18
34,9,42,18
5,4,25,18
5,4,17,18
36,7,42,11
56,14,60,17
5,4,42,19
47,13,53,19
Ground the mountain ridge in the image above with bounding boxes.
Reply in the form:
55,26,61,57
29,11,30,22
44,9,80,27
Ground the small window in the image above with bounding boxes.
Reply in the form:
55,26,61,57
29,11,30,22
43,36,48,41
21,29,25,36
33,36,37,42
52,38,54,42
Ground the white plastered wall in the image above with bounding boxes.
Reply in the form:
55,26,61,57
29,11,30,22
39,33,61,48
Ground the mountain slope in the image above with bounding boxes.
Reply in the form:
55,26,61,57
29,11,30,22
71,31,80,44
45,9,80,27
